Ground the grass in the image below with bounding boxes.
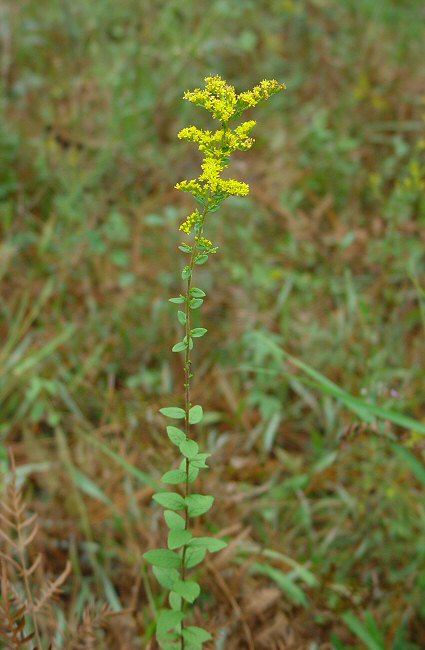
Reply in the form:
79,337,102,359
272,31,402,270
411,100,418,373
0,0,425,647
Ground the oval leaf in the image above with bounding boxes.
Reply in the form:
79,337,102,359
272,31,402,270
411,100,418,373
186,546,207,569
188,536,227,553
191,328,207,338
160,407,186,419
153,492,186,511
179,439,199,459
143,549,181,569
153,566,179,590
156,609,184,638
172,341,187,353
189,405,203,424
178,460,199,483
177,310,187,325
190,287,206,298
173,579,201,604
168,529,192,550
167,426,186,446
161,470,186,485
164,510,186,531
190,453,210,469
169,591,182,611
185,494,214,517
195,254,208,265
182,626,212,644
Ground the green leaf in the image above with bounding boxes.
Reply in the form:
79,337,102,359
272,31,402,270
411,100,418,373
179,459,199,483
153,566,179,590
169,296,186,304
188,537,227,553
390,443,425,488
169,591,182,611
168,529,192,550
182,626,212,644
182,266,192,280
156,609,184,639
274,345,425,436
189,405,203,424
185,494,214,517
177,311,187,325
188,468,199,483
161,470,186,485
172,341,188,353
208,201,223,213
167,426,186,446
190,298,203,309
185,546,207,569
164,510,186,530
190,453,210,469
342,612,385,650
81,433,160,489
179,460,199,483
153,492,186,511
195,254,208,265
143,549,181,569
250,562,308,607
179,243,192,253
191,328,207,338
179,439,199,459
190,288,206,298
68,467,113,506
160,407,186,419
173,579,201,604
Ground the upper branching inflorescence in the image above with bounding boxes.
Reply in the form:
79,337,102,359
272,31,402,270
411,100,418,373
143,75,285,650
176,75,285,236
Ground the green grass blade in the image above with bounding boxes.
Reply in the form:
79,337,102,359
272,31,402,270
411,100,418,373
80,432,160,489
342,612,385,650
390,443,425,487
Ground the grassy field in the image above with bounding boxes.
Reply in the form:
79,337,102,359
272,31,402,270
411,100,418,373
1,0,425,648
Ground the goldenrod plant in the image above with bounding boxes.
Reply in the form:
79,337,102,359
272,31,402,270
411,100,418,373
143,75,285,650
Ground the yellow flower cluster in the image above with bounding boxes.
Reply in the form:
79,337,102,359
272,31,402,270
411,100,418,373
199,157,226,192
218,179,249,196
184,75,237,123
175,179,202,194
183,75,285,124
195,236,218,253
178,120,256,154
176,76,285,235
179,211,199,234
196,236,212,247
238,79,286,109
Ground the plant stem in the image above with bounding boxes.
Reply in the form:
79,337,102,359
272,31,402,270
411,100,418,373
180,204,208,649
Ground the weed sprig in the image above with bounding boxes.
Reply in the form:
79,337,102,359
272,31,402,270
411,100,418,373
143,75,285,649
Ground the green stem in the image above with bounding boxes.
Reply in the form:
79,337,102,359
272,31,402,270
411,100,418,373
179,203,208,649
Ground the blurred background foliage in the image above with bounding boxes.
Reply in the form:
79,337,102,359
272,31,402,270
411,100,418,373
0,0,425,647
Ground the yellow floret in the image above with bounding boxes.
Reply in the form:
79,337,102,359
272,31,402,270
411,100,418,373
179,211,198,234
199,156,227,192
175,179,203,194
218,178,250,197
235,120,256,138
183,75,238,123
238,80,286,110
